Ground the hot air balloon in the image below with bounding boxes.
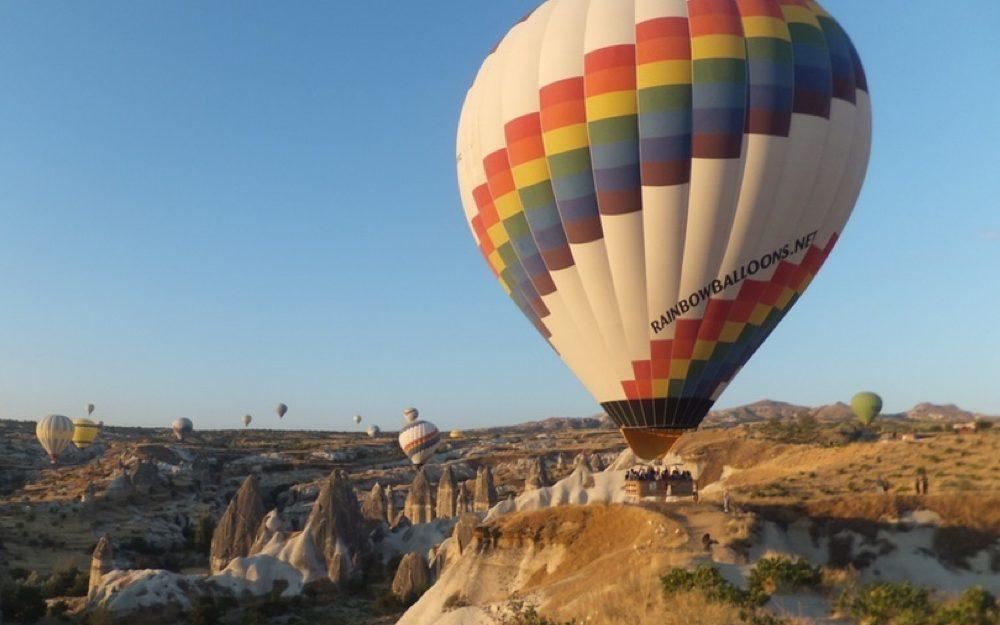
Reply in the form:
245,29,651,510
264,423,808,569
243,414,253,428
36,414,74,464
399,420,440,466
275,403,288,419
367,425,381,438
851,392,882,427
450,429,463,439
403,407,419,423
172,418,193,442
457,0,871,459
353,414,363,425
72,418,100,450
85,403,95,416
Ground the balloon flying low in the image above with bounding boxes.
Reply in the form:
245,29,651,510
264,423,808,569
449,429,462,439
243,414,253,428
403,407,419,423
172,418,193,442
275,403,288,419
366,425,381,438
399,420,440,466
72,418,100,450
851,392,882,426
36,414,74,464
456,0,872,460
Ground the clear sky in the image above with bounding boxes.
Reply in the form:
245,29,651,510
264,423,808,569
0,2,997,431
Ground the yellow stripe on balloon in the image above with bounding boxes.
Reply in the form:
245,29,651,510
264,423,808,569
636,60,692,89
493,193,522,220
781,5,821,27
691,35,746,60
740,16,791,41
542,124,590,154
512,158,552,188
585,91,638,122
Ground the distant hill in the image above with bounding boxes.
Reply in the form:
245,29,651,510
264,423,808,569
510,400,996,432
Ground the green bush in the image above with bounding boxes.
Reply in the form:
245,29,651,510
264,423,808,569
836,582,998,625
661,564,767,609
0,580,47,624
41,565,90,598
498,600,575,625
748,557,821,595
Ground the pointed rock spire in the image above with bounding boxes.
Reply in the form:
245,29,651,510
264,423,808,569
88,535,115,601
404,468,435,524
304,469,371,586
473,465,497,512
362,482,388,523
210,474,266,573
436,465,458,519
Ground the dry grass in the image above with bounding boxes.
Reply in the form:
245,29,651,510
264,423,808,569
553,578,742,625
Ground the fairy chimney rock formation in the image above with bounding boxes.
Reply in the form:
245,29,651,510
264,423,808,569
304,469,372,586
455,480,472,514
474,465,497,512
525,457,550,491
391,552,430,603
88,535,115,601
362,482,388,523
210,474,266,573
404,469,435,524
436,465,458,518
385,484,398,526
129,461,162,496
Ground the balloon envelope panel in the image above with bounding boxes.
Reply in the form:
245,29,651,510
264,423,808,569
172,418,194,441
399,420,440,465
36,414,74,462
457,0,871,457
72,418,100,450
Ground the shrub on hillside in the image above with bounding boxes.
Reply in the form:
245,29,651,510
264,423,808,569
41,565,89,598
498,600,575,625
661,565,766,609
836,582,999,625
747,557,821,595
0,579,47,624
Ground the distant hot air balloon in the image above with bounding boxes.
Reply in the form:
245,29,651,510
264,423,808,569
72,418,100,451
366,425,381,438
275,403,288,419
243,414,252,428
457,0,871,460
353,414,363,425
85,403,95,416
399,420,440,466
36,415,74,464
851,392,883,427
403,407,419,423
172,418,193,442
449,429,462,439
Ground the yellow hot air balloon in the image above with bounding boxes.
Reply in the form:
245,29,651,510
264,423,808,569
72,418,100,450
36,414,75,464
449,429,463,439
457,0,871,459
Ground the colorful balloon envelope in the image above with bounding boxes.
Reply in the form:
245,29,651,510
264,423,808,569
367,425,381,438
36,414,74,464
457,0,871,459
172,418,194,441
399,420,440,466
72,418,100,450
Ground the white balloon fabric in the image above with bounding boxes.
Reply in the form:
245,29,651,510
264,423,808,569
398,420,440,466
353,414,362,425
403,407,419,423
36,414,74,464
366,425,381,438
242,414,252,428
172,418,194,442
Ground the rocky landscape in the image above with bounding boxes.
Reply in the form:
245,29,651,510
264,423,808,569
0,401,997,624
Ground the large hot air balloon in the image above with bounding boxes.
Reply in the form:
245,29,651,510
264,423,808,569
85,403,95,416
367,425,381,438
243,414,253,428
353,414,363,425
36,415,74,464
275,403,288,419
399,420,440,466
457,0,871,459
851,391,882,426
72,418,100,450
172,418,193,441
403,407,419,423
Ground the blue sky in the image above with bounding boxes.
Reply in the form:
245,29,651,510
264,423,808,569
0,2,997,431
